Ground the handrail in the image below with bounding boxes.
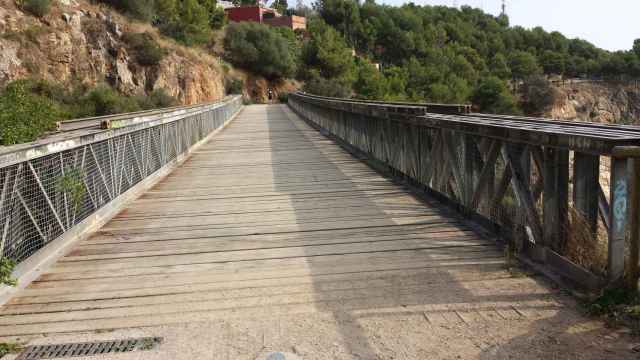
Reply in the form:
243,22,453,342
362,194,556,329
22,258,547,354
288,92,640,290
0,96,242,267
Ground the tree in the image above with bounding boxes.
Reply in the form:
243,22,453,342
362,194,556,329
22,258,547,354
354,60,387,100
158,0,212,45
519,76,556,115
490,53,511,79
272,0,288,14
540,50,565,75
509,51,541,81
301,19,355,82
198,0,227,29
633,39,640,58
472,76,519,115
224,22,297,78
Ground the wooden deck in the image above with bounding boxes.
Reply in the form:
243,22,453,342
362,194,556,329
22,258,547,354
0,105,632,360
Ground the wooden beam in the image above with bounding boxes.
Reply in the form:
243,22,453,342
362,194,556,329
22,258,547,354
471,140,501,210
502,144,543,245
543,147,569,252
573,153,600,234
609,157,629,282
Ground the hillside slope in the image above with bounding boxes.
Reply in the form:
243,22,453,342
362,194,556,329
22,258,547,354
0,0,226,104
550,81,640,124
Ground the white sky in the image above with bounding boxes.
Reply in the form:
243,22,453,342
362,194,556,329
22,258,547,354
370,0,640,52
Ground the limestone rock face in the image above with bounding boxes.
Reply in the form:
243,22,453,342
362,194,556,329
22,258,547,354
549,81,640,124
0,0,225,105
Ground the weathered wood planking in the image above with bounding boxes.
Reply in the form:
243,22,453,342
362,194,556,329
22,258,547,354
0,104,507,339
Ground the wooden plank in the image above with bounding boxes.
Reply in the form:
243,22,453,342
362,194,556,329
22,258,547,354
502,144,543,245
573,153,600,233
543,147,569,252
0,104,510,339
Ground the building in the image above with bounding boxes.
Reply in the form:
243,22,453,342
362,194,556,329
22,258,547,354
224,5,306,31
225,6,279,23
263,14,306,31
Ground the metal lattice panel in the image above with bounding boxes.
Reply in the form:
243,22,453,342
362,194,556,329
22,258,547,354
0,97,241,264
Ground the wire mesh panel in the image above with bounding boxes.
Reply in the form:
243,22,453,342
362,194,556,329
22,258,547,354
0,97,241,264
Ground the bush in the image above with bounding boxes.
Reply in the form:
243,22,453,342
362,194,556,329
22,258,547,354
519,76,557,115
225,77,244,95
79,84,141,116
21,0,51,17
471,76,520,115
158,0,212,45
303,75,351,98
122,32,167,66
136,88,178,109
224,22,296,79
0,80,62,145
97,0,155,21
277,92,289,103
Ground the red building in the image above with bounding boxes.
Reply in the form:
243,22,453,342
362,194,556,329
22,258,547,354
225,6,279,23
225,6,306,31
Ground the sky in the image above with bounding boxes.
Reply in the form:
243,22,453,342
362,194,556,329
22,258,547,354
371,0,640,52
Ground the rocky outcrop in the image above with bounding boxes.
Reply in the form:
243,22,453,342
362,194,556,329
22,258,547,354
549,80,640,124
0,0,226,104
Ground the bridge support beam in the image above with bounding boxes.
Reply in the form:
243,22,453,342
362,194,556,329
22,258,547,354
573,153,600,234
543,148,569,254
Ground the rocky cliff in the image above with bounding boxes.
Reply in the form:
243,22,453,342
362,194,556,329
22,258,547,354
0,0,227,104
549,80,640,124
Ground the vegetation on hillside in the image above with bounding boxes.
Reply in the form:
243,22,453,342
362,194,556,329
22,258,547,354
0,79,177,145
224,22,297,79
307,0,640,113
97,0,226,45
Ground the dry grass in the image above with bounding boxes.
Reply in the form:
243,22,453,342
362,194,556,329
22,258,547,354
564,207,608,275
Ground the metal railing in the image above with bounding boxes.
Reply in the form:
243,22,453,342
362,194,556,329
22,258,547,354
289,92,640,290
0,96,242,265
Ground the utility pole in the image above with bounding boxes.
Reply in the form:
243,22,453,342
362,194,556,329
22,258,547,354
501,0,507,16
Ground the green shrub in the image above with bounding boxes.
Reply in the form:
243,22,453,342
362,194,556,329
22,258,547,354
0,80,62,145
158,0,212,45
519,75,557,115
21,0,51,17
0,257,17,286
303,75,351,98
0,342,22,357
122,32,167,66
471,76,520,115
224,22,296,79
80,84,141,116
136,88,178,109
225,77,244,95
97,0,155,21
277,92,289,103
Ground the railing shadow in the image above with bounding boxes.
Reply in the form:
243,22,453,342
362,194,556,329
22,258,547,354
262,104,564,358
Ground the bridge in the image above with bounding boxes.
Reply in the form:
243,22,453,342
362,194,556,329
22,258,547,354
0,94,638,358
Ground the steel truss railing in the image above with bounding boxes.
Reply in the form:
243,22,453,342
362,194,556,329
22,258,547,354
289,92,640,290
0,96,242,265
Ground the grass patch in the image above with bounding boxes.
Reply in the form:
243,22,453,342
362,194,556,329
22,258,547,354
0,257,17,286
587,288,640,332
0,342,22,357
